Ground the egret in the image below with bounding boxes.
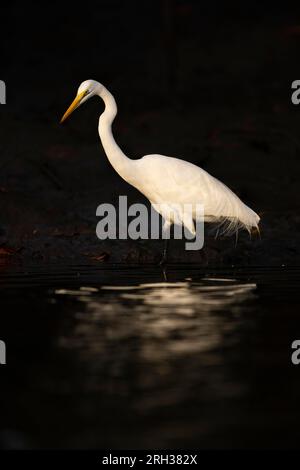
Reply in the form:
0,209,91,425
60,80,260,263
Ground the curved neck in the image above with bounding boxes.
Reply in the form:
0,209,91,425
97,85,132,182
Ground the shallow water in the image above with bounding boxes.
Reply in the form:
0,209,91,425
0,265,299,449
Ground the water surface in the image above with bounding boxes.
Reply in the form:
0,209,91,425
0,265,299,449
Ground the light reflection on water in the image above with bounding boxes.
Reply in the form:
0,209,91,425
1,267,300,449
57,279,256,361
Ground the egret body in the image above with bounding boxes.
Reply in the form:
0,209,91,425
61,80,260,261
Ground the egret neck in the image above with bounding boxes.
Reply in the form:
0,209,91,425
97,85,134,184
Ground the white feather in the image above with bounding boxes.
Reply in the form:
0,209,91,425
132,155,260,236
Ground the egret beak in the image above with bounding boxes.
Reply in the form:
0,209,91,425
60,90,87,123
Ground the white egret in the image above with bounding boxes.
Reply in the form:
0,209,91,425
60,80,260,263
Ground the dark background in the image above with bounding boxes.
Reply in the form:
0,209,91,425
1,1,300,453
1,0,300,265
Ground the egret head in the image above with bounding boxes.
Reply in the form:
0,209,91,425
60,79,102,123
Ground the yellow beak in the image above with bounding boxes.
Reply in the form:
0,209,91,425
60,90,87,123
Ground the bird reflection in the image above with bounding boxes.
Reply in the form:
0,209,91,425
53,276,258,422
56,278,256,361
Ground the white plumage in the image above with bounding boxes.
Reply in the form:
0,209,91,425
133,154,260,236
61,79,260,241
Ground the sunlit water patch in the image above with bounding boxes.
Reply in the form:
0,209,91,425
0,266,299,449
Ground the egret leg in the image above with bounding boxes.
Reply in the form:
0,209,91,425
162,266,168,281
159,238,169,266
